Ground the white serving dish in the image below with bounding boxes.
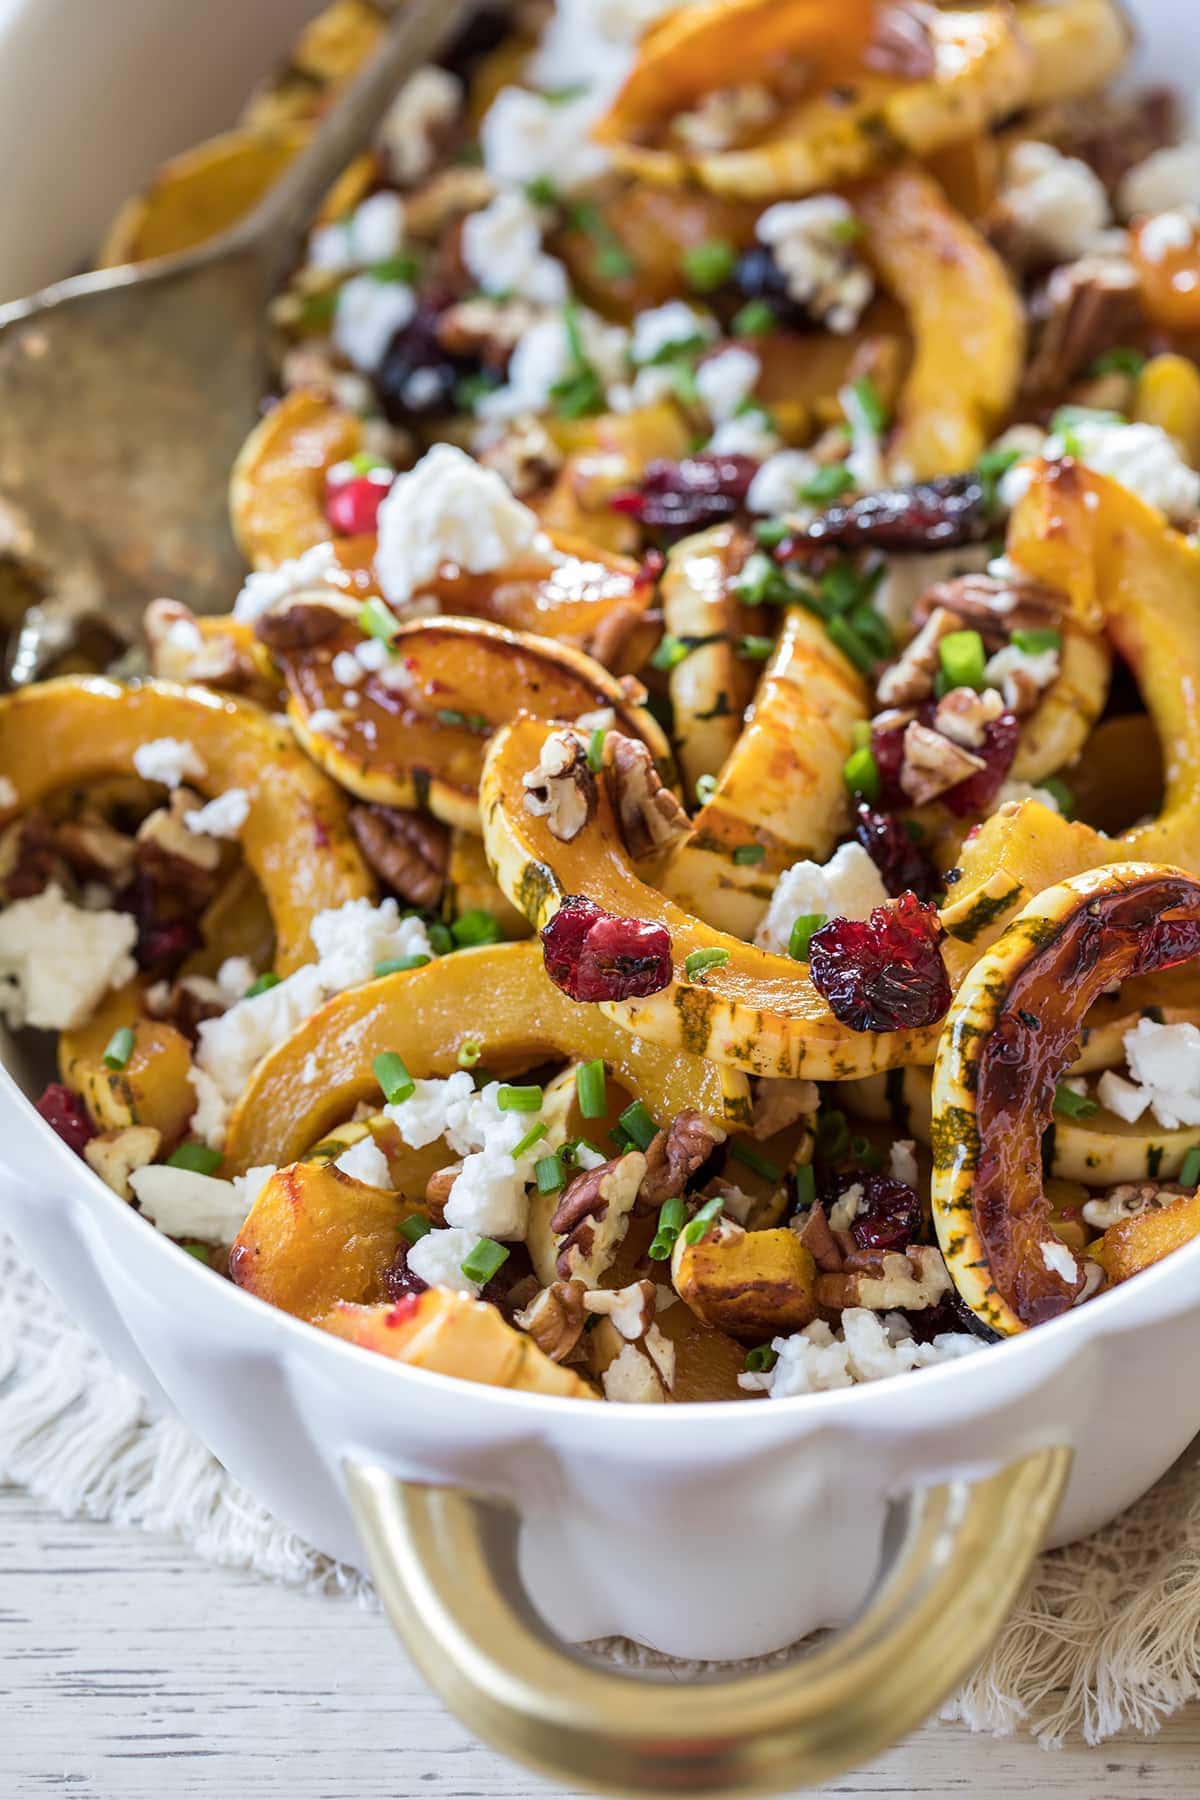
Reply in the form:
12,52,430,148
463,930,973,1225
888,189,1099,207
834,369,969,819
0,1,1191,1790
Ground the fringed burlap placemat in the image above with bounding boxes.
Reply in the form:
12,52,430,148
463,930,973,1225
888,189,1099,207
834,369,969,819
2,1234,1197,1747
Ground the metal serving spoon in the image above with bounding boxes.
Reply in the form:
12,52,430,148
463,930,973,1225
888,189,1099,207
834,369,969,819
0,0,471,687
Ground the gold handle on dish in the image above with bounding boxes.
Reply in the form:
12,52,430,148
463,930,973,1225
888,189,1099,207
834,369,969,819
345,1443,1070,1797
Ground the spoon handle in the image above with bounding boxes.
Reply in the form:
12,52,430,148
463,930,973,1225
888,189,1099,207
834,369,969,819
233,0,477,289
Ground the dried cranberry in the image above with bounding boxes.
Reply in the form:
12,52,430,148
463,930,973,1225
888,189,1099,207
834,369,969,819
35,1083,95,1156
610,454,759,536
870,721,908,809
383,1242,428,1301
374,305,470,423
849,1173,922,1252
784,474,990,554
852,803,938,902
940,711,1019,817
808,891,951,1032
136,917,203,975
904,1291,1000,1343
541,894,672,1003
325,472,392,536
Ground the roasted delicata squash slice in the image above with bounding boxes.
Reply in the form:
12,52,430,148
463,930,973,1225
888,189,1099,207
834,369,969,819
59,982,196,1145
0,677,372,972
940,465,1200,974
274,615,672,832
855,167,1025,481
223,939,751,1173
670,1216,818,1342
1089,1189,1200,1286
481,715,940,1080
319,1289,597,1398
444,830,530,941
931,864,1200,1336
659,525,761,797
1017,0,1132,108
231,386,366,570
657,605,867,939
240,0,387,129
597,2,1031,200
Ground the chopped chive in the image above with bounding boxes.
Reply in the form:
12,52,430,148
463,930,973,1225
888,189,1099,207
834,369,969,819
695,773,718,805
736,634,774,661
1088,346,1146,377
816,1108,850,1161
374,953,431,976
182,1243,212,1264
510,1121,548,1160
826,612,875,675
681,238,735,292
244,972,281,998
400,1213,432,1243
102,1025,135,1070
650,634,691,671
788,912,826,962
1181,1146,1200,1189
461,1237,510,1284
457,1038,482,1069
754,519,791,548
498,1084,543,1112
1040,776,1074,816
427,921,454,955
374,1051,415,1105
535,1153,565,1194
793,1162,816,1209
799,463,855,503
682,1195,724,1245
976,443,1021,509
167,1142,222,1176
648,1196,687,1260
437,707,491,733
618,1100,658,1151
609,1122,634,1151
1054,1082,1099,1120
576,1059,608,1119
684,946,731,982
732,843,765,866
843,744,880,803
731,1142,782,1182
1011,627,1062,656
849,1134,884,1171
731,298,776,336
525,174,560,205
452,909,502,948
358,597,401,642
587,727,607,772
733,549,792,607
938,629,987,693
848,375,888,435
744,1344,778,1372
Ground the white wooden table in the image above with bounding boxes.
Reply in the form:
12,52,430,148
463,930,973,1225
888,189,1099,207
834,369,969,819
2,1484,1196,1799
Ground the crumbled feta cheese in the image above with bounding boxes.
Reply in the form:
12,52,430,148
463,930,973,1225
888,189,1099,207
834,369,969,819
306,707,345,737
529,0,679,100
478,307,629,421
1112,1017,1200,1129
755,196,873,332
629,301,717,365
999,141,1110,263
1096,1068,1148,1124
380,65,462,185
746,449,823,516
460,189,568,306
132,737,206,788
375,442,545,604
129,1164,249,1247
308,191,406,273
984,641,1060,697
0,885,137,1031
1040,1238,1079,1283
333,273,416,373
889,1140,919,1189
213,958,255,1006
406,1225,485,1296
706,413,781,460
0,776,17,809
1000,419,1200,524
739,1308,981,1397
355,636,392,673
384,1070,477,1150
183,788,250,841
1118,142,1200,222
1137,208,1197,264
331,650,364,686
674,83,777,155
481,84,609,195
233,541,340,624
828,1182,865,1233
234,1164,278,1215
755,843,888,956
309,895,433,992
695,346,760,423
990,779,1063,815
335,1134,393,1188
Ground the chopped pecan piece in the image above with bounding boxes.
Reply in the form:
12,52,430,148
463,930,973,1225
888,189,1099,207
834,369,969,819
933,684,1005,751
403,165,494,238
144,599,244,688
584,602,642,672
638,1109,726,1212
1,812,67,901
136,791,223,903
514,1279,588,1362
915,572,1064,648
602,1340,667,1403
750,1076,819,1139
254,590,359,652
865,1,936,79
349,804,449,909
792,1202,844,1273
522,730,596,843
603,735,689,861
55,812,137,884
550,1150,645,1285
85,1125,162,1201
424,1162,461,1212
1081,1179,1186,1232
815,1244,951,1312
478,417,563,498
437,295,541,364
582,1278,657,1341
875,606,962,708
899,721,985,807
1023,252,1141,400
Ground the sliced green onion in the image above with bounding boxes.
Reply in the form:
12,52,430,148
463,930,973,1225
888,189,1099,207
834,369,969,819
826,613,875,675
461,1238,510,1284
587,727,607,772
799,463,855,503
650,634,692,671
976,443,1022,509
1040,776,1074,817
102,1025,135,1071
510,1121,548,1160
816,1108,850,1161
938,628,987,693
618,1100,658,1151
1011,627,1062,656
648,1196,686,1260
576,1059,608,1119
427,921,454,955
452,909,502,948
731,1142,781,1182
457,1038,483,1069
732,842,765,866
497,1084,543,1112
684,946,731,982
359,597,401,643
535,1153,565,1195
370,252,420,284
681,238,735,292
848,375,888,435
1050,404,1125,436
182,1243,212,1264
167,1142,222,1176
731,298,776,337
736,634,774,661
843,744,880,803
1054,1082,1099,1119
1181,1146,1200,1189
399,1214,432,1244
733,550,792,607
682,1195,725,1245
793,1162,816,1209
696,772,718,805
744,1344,778,1372
374,1051,415,1105
753,519,791,548
244,971,281,999
1088,346,1146,377
525,174,561,205
374,953,431,976
437,707,490,733
788,912,826,962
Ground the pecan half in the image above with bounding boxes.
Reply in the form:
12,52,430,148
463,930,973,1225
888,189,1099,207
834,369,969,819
604,735,689,861
349,804,449,909
915,572,1064,647
1,813,67,901
479,417,563,499
1023,253,1141,400
550,1150,645,1285
514,1280,587,1362
254,590,359,653
522,730,596,843
638,1110,726,1212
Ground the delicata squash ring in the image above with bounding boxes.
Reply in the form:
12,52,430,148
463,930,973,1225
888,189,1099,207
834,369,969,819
931,864,1200,1337
481,714,939,1080
0,677,372,972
